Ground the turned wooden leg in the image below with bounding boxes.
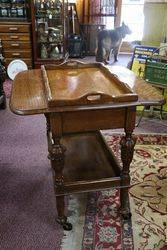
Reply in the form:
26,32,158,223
120,131,136,219
45,114,72,230
56,196,72,231
48,138,72,230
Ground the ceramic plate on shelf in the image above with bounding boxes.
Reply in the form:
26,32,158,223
7,59,28,80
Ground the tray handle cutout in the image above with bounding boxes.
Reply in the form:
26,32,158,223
65,60,85,67
80,91,114,104
86,94,101,101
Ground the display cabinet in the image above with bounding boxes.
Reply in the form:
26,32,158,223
0,0,33,69
30,0,68,68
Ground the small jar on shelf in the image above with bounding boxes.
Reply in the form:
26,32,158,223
10,5,18,17
0,0,27,19
0,3,10,17
17,4,26,17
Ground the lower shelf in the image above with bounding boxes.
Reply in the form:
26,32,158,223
55,131,122,195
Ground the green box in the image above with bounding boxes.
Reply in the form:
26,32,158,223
145,58,167,85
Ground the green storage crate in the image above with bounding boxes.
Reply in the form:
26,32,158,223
144,57,167,85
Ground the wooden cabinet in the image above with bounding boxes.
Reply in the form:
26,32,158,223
0,22,33,68
0,0,33,69
0,0,70,69
30,0,68,68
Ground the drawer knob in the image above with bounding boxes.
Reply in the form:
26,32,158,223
10,36,19,39
12,53,21,56
9,27,18,31
11,43,20,47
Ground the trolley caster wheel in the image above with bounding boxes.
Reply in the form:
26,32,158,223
62,222,73,231
0,99,6,109
122,212,132,220
56,216,73,231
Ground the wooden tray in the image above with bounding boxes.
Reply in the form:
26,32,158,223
41,60,138,107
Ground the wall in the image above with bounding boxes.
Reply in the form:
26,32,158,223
142,2,167,112
76,0,84,23
142,2,167,46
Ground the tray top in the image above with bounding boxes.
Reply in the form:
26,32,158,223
41,61,138,107
10,64,165,115
48,68,126,97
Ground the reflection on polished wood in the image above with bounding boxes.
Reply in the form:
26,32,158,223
55,131,121,195
10,63,164,115
41,63,138,107
10,61,165,230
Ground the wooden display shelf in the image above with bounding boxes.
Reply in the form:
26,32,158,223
55,131,121,195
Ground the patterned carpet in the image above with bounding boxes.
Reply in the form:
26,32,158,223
129,134,167,250
2,78,167,249
61,133,167,250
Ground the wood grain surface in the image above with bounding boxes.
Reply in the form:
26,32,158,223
41,63,138,107
10,63,165,115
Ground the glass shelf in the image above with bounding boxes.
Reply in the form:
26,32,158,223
34,0,67,61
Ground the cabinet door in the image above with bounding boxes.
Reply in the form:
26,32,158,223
32,0,68,66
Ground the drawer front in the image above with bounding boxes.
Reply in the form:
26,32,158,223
4,50,32,58
3,41,31,50
0,33,30,41
0,24,30,33
62,108,126,133
5,58,32,68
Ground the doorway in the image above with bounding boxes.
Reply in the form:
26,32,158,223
121,0,145,42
